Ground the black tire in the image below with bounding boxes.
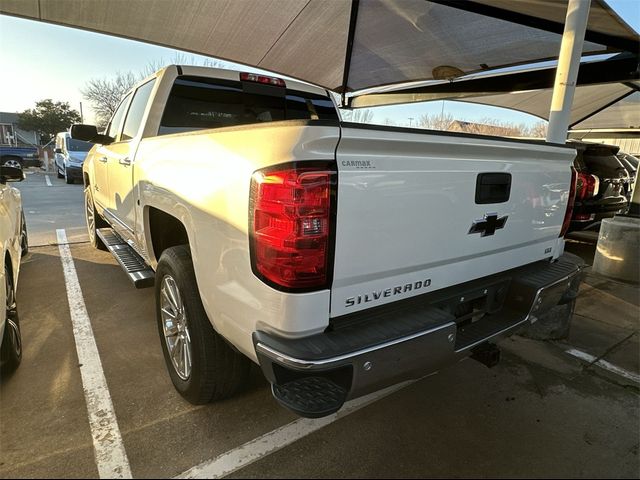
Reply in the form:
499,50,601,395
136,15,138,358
20,211,28,256
64,168,74,184
155,245,250,404
57,166,64,179
84,186,107,250
1,264,22,375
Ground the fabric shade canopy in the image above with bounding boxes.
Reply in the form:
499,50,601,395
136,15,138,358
572,91,640,129
451,83,640,129
347,53,639,129
0,0,637,99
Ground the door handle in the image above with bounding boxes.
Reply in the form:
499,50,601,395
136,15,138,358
119,157,131,166
98,156,108,163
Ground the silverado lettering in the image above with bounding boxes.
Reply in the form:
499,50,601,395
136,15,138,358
345,279,432,307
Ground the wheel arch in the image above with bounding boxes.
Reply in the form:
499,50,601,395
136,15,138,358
145,206,190,265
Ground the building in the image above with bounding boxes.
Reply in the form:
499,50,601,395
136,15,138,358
0,111,40,146
447,120,521,137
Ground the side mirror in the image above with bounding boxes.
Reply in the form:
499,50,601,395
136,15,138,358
70,124,114,145
0,166,25,184
54,148,63,154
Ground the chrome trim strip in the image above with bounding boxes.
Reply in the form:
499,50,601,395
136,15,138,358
454,317,530,353
103,209,134,233
256,321,456,370
458,267,581,353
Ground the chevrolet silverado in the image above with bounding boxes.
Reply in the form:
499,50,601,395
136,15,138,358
72,66,582,418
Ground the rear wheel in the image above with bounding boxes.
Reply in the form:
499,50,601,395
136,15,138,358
84,186,107,250
2,158,21,169
1,265,22,375
155,245,250,404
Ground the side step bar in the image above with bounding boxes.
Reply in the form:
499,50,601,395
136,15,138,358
96,228,155,289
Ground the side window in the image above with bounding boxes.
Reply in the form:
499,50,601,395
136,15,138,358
121,79,156,141
107,93,132,141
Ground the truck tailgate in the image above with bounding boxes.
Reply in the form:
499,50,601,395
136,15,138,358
331,124,576,316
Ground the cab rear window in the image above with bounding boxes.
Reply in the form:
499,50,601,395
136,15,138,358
159,76,338,135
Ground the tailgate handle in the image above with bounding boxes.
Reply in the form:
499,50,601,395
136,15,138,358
476,173,511,204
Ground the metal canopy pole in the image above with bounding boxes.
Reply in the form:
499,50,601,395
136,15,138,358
547,0,591,144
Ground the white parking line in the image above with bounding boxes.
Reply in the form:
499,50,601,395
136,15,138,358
45,175,52,186
176,379,419,479
566,348,640,384
56,229,132,479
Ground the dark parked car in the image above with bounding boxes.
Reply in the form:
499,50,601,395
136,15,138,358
569,141,630,231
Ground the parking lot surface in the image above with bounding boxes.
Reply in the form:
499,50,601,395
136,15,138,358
1,171,638,478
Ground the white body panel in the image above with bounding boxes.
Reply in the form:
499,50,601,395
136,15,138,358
133,123,340,360
0,181,23,345
331,125,575,316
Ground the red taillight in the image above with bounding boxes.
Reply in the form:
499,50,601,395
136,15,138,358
560,167,578,237
240,72,286,87
576,172,599,200
250,163,335,291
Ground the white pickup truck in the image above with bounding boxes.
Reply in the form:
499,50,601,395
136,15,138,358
72,65,582,418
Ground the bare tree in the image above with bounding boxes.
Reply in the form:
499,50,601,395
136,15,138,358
417,112,455,130
82,53,229,128
417,114,547,138
140,52,228,78
526,121,548,138
341,108,374,123
81,71,137,129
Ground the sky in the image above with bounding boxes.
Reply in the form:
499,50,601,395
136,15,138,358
0,0,638,129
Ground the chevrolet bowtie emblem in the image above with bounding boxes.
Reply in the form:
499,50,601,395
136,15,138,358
468,213,508,237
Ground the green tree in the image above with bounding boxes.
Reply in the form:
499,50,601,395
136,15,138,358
17,99,81,144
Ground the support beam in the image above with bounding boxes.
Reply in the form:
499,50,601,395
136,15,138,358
547,0,592,144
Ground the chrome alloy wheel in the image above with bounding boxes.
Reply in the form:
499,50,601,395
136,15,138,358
3,159,21,169
160,275,192,380
85,188,95,244
5,269,20,359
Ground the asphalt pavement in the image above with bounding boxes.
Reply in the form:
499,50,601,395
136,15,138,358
19,169,87,246
1,170,638,478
